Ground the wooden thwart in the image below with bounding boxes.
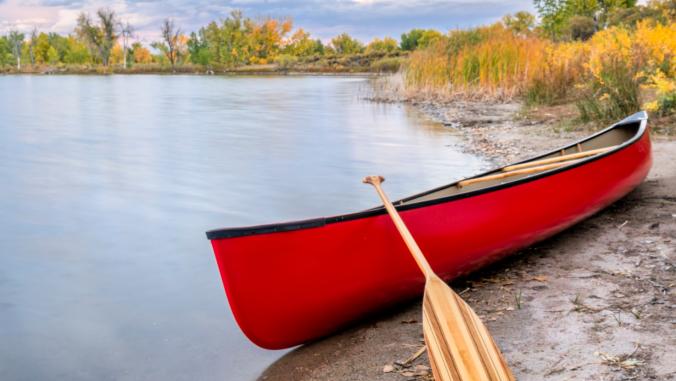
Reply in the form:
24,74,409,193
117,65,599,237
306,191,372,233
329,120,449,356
502,146,615,171
364,175,515,381
457,145,616,188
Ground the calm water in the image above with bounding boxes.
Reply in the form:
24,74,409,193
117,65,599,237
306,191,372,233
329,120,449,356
0,75,485,380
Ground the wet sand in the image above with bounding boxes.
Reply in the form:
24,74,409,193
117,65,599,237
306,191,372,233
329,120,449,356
259,103,675,381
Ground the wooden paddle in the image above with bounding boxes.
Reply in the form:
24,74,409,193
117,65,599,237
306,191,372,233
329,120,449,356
364,175,515,381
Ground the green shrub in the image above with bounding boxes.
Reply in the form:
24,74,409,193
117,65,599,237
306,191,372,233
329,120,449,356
577,59,641,123
370,56,403,73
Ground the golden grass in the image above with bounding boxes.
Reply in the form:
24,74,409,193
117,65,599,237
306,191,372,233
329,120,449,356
404,21,676,110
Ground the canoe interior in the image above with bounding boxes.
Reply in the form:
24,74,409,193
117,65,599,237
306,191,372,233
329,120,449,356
205,112,646,241
398,122,640,206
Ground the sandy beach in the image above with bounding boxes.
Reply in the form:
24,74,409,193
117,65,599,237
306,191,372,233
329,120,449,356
259,102,676,381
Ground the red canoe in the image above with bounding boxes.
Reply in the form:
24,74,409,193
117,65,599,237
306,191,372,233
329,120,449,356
207,112,651,349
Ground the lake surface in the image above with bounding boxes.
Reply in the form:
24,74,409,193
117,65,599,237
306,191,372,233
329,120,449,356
0,75,486,380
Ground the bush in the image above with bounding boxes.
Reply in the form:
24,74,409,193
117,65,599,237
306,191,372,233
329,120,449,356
644,72,676,116
274,54,299,69
568,16,596,41
577,59,641,123
370,56,403,73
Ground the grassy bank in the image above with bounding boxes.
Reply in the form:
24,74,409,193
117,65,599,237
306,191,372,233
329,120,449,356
402,15,675,124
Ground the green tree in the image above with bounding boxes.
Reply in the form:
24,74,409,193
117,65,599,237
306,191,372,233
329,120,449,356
47,46,59,64
330,33,363,55
187,31,211,65
284,28,323,57
7,30,24,69
568,15,596,40
0,36,14,67
417,30,443,48
34,32,51,64
63,36,91,64
534,0,637,39
76,8,118,66
502,11,536,35
400,29,424,51
365,37,399,54
400,29,442,50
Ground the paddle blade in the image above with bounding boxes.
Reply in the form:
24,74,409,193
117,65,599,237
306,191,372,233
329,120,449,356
422,276,515,381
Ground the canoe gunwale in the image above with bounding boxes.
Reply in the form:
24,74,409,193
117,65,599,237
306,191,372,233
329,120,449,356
206,112,648,240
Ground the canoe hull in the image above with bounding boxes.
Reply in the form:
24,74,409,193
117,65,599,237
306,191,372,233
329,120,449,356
209,116,651,349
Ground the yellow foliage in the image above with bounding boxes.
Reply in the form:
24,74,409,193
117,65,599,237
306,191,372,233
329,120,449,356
110,44,124,65
405,21,676,102
133,46,153,64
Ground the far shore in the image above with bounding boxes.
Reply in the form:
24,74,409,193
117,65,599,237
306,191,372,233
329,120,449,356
0,67,391,77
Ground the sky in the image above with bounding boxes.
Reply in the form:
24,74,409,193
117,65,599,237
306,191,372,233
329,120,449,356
0,0,536,43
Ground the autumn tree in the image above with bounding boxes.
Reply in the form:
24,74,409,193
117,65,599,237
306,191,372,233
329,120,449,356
131,42,152,64
365,37,398,54
7,30,24,69
152,18,184,71
283,28,323,57
76,8,118,66
330,33,363,55
245,17,292,64
63,36,91,64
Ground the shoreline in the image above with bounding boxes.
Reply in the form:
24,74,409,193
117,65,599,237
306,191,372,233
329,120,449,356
258,100,676,381
0,70,382,77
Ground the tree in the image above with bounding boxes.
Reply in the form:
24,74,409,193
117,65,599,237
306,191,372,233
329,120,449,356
152,18,184,71
34,32,51,64
534,0,637,39
502,11,536,35
0,36,14,67
365,37,398,54
118,21,134,69
283,28,323,57
330,33,363,55
76,8,118,66
400,29,424,51
7,30,24,69
400,29,442,50
568,15,596,40
131,42,152,64
29,27,38,65
63,36,91,64
187,31,211,65
417,30,443,48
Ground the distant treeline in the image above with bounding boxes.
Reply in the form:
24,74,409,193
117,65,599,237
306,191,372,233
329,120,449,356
0,9,439,73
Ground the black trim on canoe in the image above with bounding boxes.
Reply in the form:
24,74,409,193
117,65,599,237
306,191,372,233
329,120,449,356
206,111,648,240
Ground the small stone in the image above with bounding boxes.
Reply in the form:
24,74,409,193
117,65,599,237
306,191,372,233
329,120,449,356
383,364,394,373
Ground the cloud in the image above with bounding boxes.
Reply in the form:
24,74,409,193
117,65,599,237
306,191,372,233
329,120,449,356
1,0,535,41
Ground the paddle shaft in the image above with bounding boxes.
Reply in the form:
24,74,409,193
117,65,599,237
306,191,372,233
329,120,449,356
363,176,434,279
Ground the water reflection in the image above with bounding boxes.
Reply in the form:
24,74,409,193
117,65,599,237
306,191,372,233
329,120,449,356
0,75,485,380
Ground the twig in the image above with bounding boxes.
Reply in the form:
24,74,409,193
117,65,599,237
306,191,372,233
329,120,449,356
396,346,427,368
